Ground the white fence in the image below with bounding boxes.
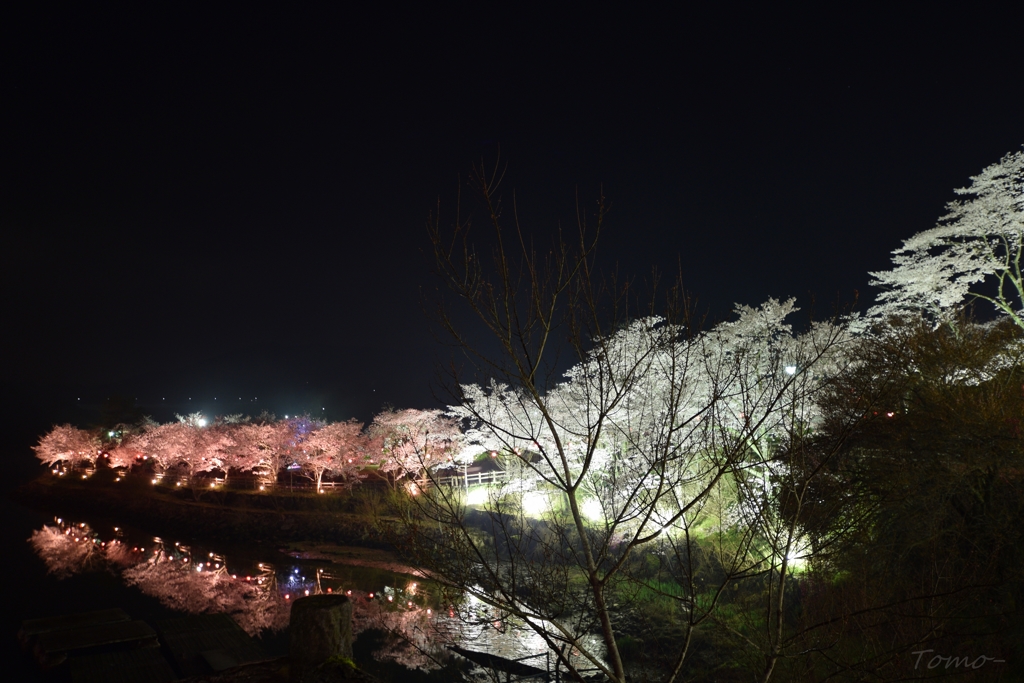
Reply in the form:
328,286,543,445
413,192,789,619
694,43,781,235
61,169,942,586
78,466,512,493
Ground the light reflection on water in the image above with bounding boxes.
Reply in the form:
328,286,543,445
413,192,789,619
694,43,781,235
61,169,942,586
29,517,447,669
28,517,606,675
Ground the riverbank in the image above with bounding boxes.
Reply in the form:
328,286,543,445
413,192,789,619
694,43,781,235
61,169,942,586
12,472,389,549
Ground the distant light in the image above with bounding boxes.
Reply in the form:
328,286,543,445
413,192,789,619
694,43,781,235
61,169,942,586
197,417,207,427
784,365,797,375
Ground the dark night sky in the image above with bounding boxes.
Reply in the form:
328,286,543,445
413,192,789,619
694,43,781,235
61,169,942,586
3,5,1023,443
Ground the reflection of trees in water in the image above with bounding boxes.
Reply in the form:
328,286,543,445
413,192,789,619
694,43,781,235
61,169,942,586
28,518,457,669
438,592,607,677
356,603,446,670
123,555,290,635
350,585,606,675
30,520,289,635
30,523,108,579
30,518,585,674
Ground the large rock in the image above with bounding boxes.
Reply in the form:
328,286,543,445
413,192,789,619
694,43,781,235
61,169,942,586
289,595,353,682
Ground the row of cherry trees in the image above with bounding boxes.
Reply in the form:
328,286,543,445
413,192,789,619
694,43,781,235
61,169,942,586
34,408,462,490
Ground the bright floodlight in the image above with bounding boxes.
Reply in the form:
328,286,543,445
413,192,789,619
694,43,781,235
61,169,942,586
581,498,603,522
466,486,488,506
521,491,548,516
197,417,207,427
785,536,811,570
784,365,797,375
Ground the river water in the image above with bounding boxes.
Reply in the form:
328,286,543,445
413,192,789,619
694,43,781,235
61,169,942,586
5,486,605,681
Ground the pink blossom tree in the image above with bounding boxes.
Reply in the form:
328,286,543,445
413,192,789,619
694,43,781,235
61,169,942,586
298,420,371,491
106,431,148,470
369,409,460,489
133,421,191,474
201,422,236,481
130,415,233,488
230,421,293,486
33,425,101,469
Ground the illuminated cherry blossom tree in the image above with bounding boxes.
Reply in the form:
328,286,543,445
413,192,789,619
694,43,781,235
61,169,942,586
230,420,293,484
105,436,143,470
127,415,234,485
33,425,101,469
299,419,371,491
870,148,1024,328
370,409,461,487
389,165,856,683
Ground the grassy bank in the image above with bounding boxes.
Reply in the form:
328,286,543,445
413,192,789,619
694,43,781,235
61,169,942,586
12,470,388,548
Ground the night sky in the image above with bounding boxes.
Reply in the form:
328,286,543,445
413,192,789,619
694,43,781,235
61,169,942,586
4,6,1023,445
